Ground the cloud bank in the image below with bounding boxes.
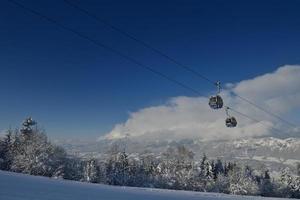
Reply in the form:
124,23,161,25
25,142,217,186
102,65,300,141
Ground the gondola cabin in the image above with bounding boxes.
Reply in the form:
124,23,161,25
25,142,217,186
225,117,237,127
209,95,223,109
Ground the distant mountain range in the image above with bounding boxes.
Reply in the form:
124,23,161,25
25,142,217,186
55,136,300,172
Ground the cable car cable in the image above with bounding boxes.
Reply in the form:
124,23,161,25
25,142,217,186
7,0,205,97
228,107,291,137
62,0,216,86
62,0,299,129
234,94,297,127
7,0,297,136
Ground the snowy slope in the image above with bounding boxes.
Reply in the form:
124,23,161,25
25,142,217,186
0,171,287,200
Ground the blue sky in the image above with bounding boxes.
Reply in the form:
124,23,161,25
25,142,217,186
1,0,300,139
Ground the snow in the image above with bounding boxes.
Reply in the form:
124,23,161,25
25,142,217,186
232,137,300,151
0,171,287,200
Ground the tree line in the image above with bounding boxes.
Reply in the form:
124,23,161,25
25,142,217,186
0,123,299,198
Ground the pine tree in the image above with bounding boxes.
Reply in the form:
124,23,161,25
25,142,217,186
259,170,275,197
289,176,300,198
105,147,130,186
228,165,259,195
0,129,16,170
63,156,84,181
139,152,156,187
213,159,224,180
1,118,67,177
83,158,100,183
200,154,207,176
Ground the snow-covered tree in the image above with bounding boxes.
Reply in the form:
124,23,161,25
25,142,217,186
139,152,156,187
212,159,224,180
63,156,84,181
196,154,213,191
289,176,300,198
258,170,276,197
0,129,17,170
83,158,100,183
278,168,300,198
227,165,259,195
0,118,67,178
105,150,130,186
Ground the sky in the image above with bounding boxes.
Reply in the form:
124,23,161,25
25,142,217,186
1,0,300,139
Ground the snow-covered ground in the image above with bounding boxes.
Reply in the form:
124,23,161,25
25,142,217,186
0,170,288,200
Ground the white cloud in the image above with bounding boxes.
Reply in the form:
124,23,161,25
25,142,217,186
232,65,300,115
101,65,300,141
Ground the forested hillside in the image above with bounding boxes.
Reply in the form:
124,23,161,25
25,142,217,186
0,124,299,198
